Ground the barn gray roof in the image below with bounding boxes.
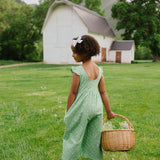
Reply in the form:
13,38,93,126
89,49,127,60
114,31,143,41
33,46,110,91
42,0,115,37
110,40,135,50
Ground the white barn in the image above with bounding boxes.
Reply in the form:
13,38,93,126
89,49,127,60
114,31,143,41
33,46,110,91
41,0,115,64
41,0,135,64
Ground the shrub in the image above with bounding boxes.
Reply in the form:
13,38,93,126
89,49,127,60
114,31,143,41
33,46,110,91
135,46,153,60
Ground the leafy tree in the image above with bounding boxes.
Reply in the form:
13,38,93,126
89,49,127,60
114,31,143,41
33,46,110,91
0,4,41,61
14,0,25,4
70,0,105,16
85,0,105,16
0,0,20,32
32,0,55,35
111,0,160,61
70,0,83,4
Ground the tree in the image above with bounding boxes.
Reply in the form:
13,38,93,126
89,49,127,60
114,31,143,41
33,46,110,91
0,4,41,61
32,0,55,35
70,0,83,4
85,0,105,16
0,0,20,32
14,0,25,4
111,0,160,61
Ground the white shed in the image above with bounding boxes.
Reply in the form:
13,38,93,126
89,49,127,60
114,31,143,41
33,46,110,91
108,40,135,63
41,0,115,64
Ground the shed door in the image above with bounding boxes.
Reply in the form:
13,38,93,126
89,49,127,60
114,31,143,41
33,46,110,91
101,48,106,62
116,51,121,63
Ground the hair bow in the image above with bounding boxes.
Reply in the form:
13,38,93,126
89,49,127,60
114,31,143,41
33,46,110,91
72,36,83,47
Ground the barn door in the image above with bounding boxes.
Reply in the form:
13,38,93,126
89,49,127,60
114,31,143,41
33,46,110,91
116,51,121,63
101,48,106,62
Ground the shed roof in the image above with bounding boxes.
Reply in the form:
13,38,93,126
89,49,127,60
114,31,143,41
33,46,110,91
41,0,115,37
110,40,135,50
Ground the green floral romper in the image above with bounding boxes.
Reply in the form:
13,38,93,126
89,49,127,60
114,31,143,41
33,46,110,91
62,66,103,160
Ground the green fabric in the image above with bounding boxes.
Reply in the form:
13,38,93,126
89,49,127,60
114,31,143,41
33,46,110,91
62,65,103,160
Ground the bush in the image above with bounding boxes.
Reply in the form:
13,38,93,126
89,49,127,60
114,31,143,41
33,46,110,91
135,46,153,60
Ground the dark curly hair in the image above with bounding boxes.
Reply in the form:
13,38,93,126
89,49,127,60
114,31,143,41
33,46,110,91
72,35,100,60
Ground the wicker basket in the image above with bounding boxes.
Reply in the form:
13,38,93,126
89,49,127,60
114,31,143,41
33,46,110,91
101,114,135,151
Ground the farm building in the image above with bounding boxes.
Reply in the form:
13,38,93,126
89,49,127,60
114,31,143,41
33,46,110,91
109,40,135,63
41,0,135,64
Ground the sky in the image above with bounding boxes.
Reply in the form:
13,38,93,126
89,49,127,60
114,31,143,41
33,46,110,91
22,0,39,4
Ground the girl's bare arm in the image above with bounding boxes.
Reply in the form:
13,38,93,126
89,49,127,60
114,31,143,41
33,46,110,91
98,75,115,119
67,73,80,111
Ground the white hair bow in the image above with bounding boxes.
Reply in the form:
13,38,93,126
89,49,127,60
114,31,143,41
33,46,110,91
72,36,83,47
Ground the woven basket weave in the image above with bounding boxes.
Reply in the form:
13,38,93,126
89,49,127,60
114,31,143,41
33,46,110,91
101,114,135,151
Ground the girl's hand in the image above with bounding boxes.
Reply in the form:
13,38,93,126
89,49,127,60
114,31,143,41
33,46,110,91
107,111,115,120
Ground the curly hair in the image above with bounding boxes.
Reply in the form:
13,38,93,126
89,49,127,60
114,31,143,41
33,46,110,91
72,35,100,60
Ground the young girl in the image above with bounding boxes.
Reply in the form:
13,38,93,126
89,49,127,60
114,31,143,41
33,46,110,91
62,35,115,160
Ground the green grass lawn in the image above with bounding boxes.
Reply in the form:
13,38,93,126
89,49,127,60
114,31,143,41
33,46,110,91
0,63,160,160
0,60,22,66
132,60,153,63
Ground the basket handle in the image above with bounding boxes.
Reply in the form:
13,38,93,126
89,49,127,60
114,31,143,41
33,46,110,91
103,114,133,130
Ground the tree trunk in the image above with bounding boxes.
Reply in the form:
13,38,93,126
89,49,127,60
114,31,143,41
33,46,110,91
153,55,160,62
